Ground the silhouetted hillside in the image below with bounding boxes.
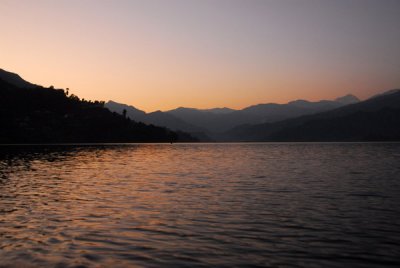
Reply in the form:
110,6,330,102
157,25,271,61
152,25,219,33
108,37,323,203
225,90,400,141
105,100,146,119
0,73,196,143
269,108,400,141
0,68,36,88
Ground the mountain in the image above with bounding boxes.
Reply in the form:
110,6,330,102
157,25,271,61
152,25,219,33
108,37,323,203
0,71,196,143
105,100,146,119
146,111,203,133
225,89,400,142
165,96,360,133
106,94,361,138
166,107,238,133
369,89,400,99
335,94,360,105
0,68,36,88
105,101,205,134
200,107,236,114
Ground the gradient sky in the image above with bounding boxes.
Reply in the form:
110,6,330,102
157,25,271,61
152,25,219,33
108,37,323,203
1,0,400,112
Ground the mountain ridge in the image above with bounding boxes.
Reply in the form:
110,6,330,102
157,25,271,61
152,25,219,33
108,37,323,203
224,89,400,141
107,94,361,135
0,68,36,89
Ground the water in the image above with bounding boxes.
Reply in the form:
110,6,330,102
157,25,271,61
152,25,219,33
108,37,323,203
1,143,400,267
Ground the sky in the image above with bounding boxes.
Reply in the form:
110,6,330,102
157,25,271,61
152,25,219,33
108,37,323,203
1,0,400,112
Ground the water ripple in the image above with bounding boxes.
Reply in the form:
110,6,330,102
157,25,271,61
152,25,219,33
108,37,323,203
0,143,400,267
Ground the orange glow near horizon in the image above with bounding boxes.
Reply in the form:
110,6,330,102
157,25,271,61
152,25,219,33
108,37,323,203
1,0,400,112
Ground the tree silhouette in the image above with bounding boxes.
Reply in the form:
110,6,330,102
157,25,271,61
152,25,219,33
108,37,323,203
0,78,197,143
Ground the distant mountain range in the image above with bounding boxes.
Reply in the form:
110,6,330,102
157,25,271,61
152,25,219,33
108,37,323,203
224,89,400,141
0,68,196,143
106,94,360,139
106,91,400,142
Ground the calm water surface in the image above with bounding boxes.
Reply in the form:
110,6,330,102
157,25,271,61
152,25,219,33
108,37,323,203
0,143,400,267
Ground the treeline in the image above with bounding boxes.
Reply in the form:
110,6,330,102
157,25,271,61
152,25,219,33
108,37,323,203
0,79,196,143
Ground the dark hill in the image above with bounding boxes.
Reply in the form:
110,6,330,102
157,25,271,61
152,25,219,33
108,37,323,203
225,90,400,142
0,78,196,143
0,68,36,88
165,95,359,133
105,100,146,119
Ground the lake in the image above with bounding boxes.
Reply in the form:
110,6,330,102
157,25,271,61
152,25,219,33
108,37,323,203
1,143,400,267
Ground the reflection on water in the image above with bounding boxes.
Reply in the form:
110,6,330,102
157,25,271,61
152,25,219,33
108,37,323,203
1,143,400,267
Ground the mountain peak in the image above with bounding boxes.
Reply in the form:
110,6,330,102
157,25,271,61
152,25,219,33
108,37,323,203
200,107,235,114
175,107,198,111
105,100,146,116
288,99,311,106
0,68,36,88
335,94,360,105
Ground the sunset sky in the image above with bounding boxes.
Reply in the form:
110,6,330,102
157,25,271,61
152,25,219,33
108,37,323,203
2,0,400,112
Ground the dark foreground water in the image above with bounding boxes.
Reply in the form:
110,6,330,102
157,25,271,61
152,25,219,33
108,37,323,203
1,143,400,268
